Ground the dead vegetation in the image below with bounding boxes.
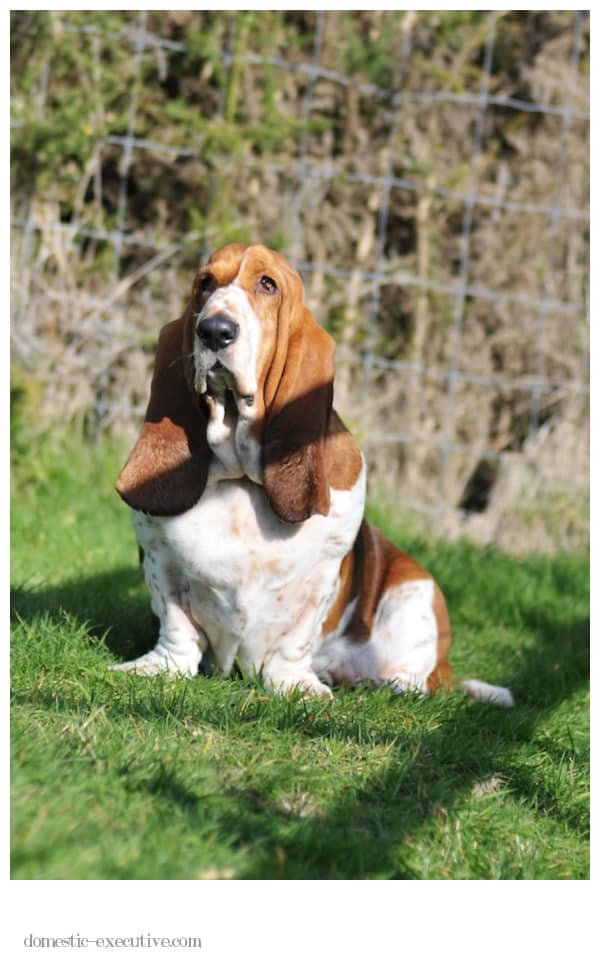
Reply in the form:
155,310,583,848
10,10,589,553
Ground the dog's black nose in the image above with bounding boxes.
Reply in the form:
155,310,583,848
196,314,239,351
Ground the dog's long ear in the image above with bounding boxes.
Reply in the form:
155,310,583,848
116,318,210,516
262,307,335,524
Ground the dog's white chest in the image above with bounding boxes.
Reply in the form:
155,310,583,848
132,470,365,675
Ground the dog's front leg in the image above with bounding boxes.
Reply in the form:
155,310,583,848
112,548,206,676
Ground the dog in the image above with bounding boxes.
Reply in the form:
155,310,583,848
114,242,513,707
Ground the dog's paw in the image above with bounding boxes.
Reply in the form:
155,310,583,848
110,648,198,677
268,672,334,700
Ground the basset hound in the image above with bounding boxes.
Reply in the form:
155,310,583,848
115,243,513,707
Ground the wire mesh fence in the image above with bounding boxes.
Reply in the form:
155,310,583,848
10,10,590,551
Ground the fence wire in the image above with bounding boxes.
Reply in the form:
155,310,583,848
10,10,590,532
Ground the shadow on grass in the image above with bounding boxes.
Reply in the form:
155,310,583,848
122,620,589,878
11,568,590,879
11,566,155,662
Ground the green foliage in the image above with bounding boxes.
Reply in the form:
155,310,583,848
10,9,330,250
421,10,488,41
11,11,135,202
11,436,589,878
336,11,408,89
10,368,48,475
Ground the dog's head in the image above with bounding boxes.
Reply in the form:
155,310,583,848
116,243,336,522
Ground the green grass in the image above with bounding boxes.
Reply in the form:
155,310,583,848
11,434,589,879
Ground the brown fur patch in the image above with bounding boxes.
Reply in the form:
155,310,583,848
427,584,453,691
321,520,454,692
324,411,364,491
321,547,357,636
115,318,210,516
261,307,336,523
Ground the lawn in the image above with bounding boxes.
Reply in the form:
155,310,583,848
10,434,590,879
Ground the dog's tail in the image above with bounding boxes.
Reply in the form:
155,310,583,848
459,678,514,708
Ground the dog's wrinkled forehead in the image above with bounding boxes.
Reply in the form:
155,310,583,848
199,243,305,300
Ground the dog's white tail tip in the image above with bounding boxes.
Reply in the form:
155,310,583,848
460,678,514,708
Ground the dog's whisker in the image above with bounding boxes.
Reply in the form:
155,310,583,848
168,352,196,369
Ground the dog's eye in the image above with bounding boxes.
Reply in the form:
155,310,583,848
258,275,277,295
196,274,215,298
